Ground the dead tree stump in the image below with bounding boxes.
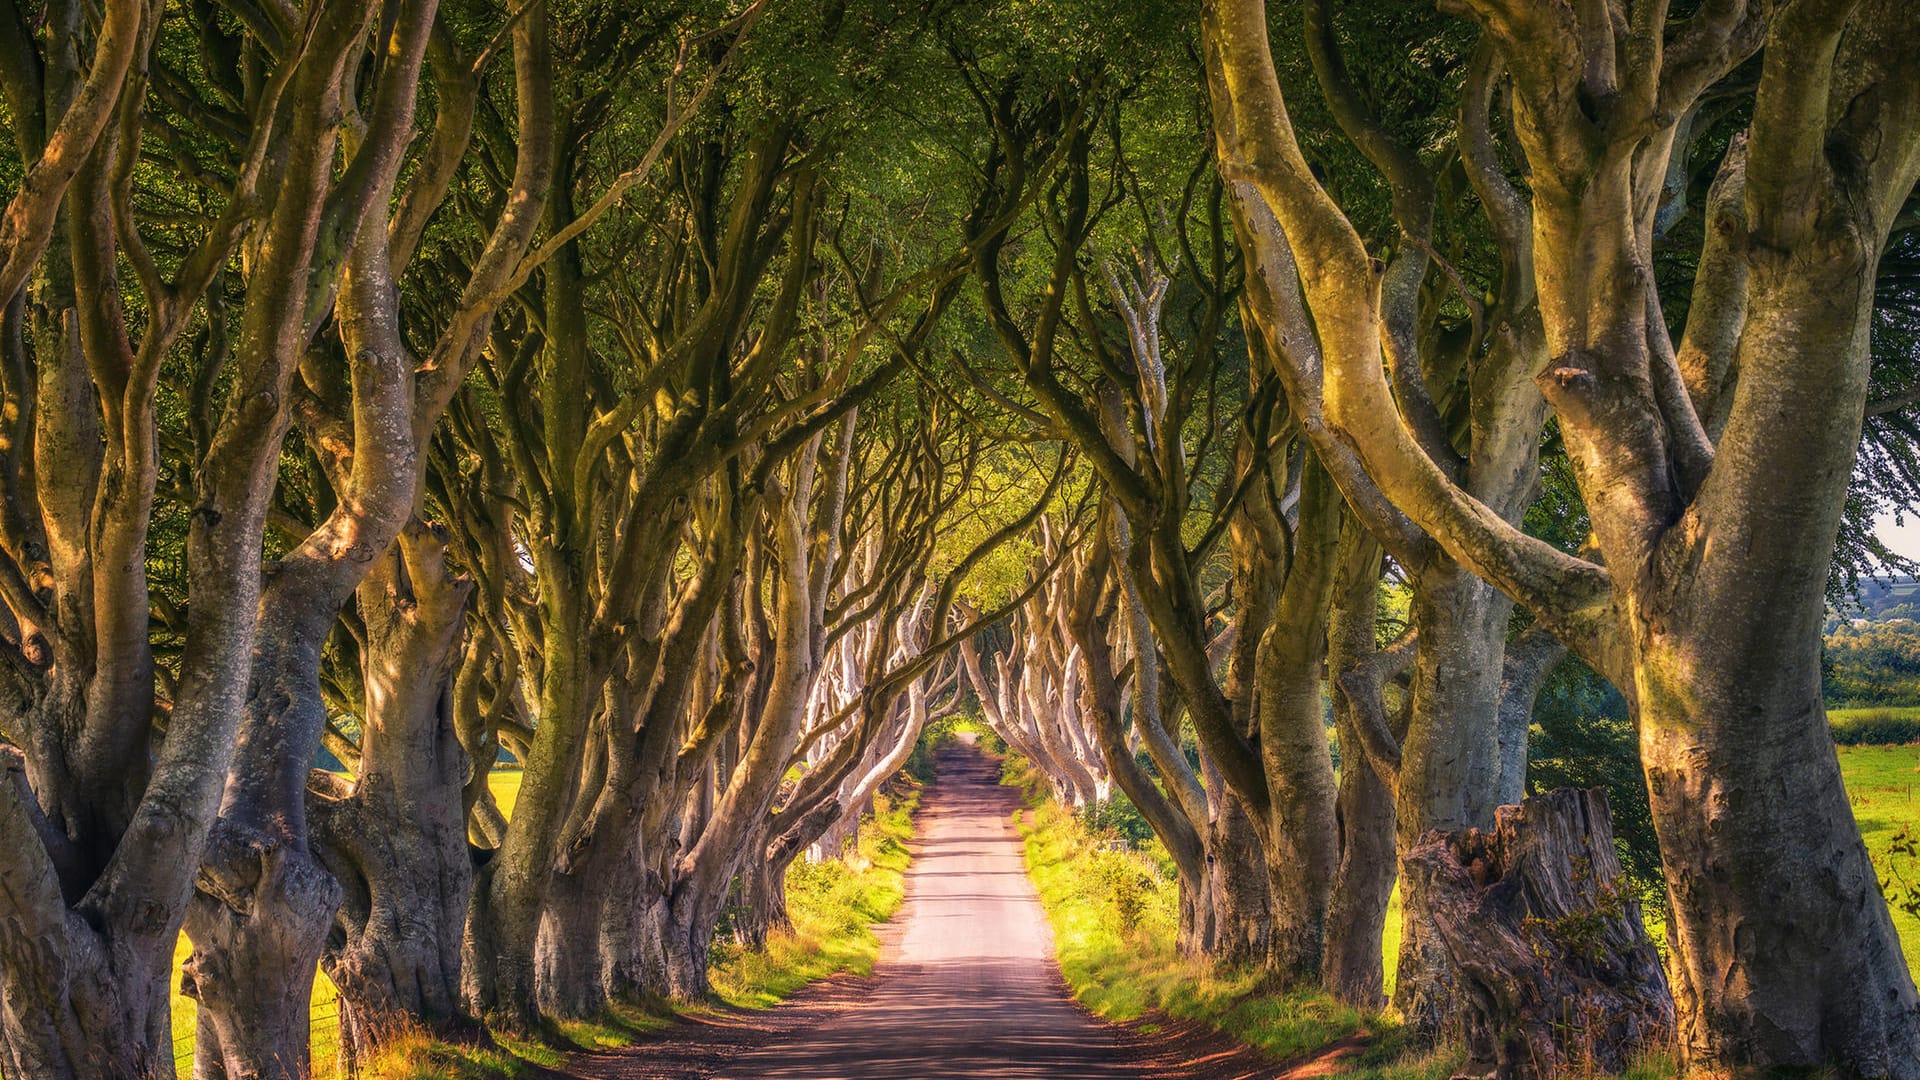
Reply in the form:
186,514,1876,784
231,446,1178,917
1401,787,1673,1079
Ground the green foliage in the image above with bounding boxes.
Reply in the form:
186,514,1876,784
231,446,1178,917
1077,794,1157,851
907,715,1004,782
1825,621,1920,708
1527,659,1666,927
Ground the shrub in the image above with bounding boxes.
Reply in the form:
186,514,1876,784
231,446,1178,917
1830,708,1920,746
1078,794,1156,849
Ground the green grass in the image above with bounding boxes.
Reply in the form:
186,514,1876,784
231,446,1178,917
1014,746,1920,1080
1006,754,1455,1080
1829,707,1920,746
709,783,918,1008
1839,745,1920,976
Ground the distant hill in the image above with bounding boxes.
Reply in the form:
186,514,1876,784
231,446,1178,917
1846,576,1920,622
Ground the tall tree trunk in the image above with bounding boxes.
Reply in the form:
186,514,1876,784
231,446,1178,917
728,821,782,950
184,604,348,1080
1206,791,1272,968
464,578,597,1031
1322,526,1398,1007
1391,563,1513,1029
1495,627,1565,807
1645,251,1920,1075
313,525,477,1056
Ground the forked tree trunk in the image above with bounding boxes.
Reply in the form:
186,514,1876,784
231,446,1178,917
0,748,177,1076
311,524,476,1059
1636,215,1920,1076
660,890,722,1001
600,840,672,1006
183,619,347,1080
1399,788,1672,1078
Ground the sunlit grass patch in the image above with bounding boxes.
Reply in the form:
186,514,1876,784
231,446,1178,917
352,1025,537,1080
1007,752,1455,1080
1839,744,1920,976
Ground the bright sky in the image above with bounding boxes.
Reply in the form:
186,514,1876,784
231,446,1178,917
1875,511,1920,563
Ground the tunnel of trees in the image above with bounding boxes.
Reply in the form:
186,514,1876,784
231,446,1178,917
0,0,1917,1076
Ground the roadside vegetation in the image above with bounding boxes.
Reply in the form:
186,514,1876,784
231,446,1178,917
708,784,919,1009
1005,753,1459,1080
152,771,916,1079
1012,737,1920,1079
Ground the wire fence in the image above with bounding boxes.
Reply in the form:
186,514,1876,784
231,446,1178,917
169,997,345,1078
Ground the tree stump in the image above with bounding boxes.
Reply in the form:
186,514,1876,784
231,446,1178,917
1400,787,1673,1079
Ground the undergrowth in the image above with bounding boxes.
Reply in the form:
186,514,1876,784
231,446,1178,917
1003,751,1456,1079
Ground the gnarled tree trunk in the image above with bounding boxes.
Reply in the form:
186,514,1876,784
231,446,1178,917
313,525,477,1059
1399,788,1672,1078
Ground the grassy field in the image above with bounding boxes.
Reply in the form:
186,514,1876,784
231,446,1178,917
1012,745,1920,1079
1829,707,1920,745
1839,745,1920,972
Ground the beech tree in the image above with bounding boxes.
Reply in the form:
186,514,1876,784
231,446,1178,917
0,0,396,1072
1205,0,1920,1070
5,1,1919,1075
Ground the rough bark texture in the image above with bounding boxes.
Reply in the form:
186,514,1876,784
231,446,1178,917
313,526,477,1057
1321,526,1397,1007
1392,566,1513,1028
1399,788,1672,1079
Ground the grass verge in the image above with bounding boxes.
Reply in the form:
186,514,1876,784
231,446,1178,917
1013,745,1920,1080
1005,753,1456,1080
709,782,918,1008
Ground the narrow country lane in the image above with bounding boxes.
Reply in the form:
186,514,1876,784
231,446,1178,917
573,740,1281,1080
712,740,1145,1079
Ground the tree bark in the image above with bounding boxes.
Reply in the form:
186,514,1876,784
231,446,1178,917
313,524,477,1057
1392,564,1514,1029
1399,788,1672,1079
1322,525,1398,1007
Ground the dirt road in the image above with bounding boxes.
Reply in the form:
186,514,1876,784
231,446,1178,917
711,741,1143,1079
574,741,1277,1079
